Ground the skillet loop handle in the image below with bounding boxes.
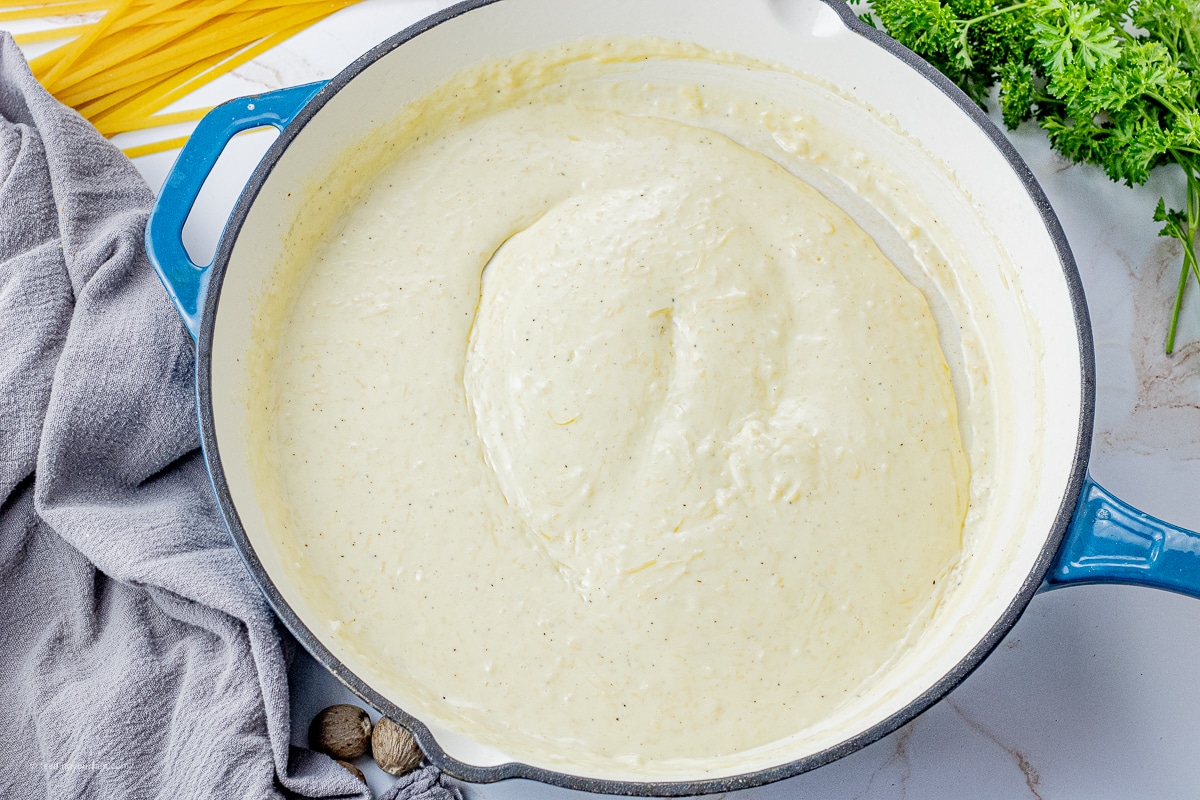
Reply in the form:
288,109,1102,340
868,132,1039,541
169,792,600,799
145,81,327,340
1048,475,1200,598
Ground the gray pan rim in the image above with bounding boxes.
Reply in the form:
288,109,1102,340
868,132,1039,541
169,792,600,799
192,0,1096,794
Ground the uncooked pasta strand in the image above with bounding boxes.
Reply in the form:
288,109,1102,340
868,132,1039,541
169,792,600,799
48,0,247,93
0,1,111,21
82,1,350,99
55,10,263,102
121,134,188,158
16,0,363,154
104,0,194,35
74,60,201,117
100,26,303,126
40,0,135,91
109,0,324,28
52,14,256,106
12,23,91,43
76,41,238,117
95,106,210,135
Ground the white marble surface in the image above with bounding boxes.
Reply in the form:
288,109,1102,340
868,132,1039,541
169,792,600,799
30,1,1197,796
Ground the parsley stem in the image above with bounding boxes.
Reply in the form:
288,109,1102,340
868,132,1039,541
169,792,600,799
1112,24,1136,43
1166,235,1195,350
1148,91,1188,121
1166,158,1200,354
1166,246,1190,355
1181,23,1198,68
1164,233,1197,354
961,0,1037,30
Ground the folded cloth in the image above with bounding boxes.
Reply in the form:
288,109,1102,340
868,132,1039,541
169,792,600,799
380,767,463,800
0,33,457,800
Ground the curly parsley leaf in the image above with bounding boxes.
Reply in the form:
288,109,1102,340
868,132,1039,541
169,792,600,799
1033,0,1123,71
999,59,1037,127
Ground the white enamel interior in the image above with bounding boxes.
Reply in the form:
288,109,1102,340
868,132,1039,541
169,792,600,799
205,0,1084,784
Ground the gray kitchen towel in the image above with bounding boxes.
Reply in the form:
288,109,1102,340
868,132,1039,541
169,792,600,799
0,32,456,800
379,768,463,800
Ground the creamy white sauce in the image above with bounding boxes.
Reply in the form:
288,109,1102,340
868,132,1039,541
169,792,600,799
252,42,976,774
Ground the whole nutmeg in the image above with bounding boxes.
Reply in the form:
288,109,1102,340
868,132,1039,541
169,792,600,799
371,716,423,776
309,704,373,760
336,760,367,784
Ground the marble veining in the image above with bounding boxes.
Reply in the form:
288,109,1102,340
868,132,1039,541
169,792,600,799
946,701,1043,800
852,725,914,800
1097,237,1200,461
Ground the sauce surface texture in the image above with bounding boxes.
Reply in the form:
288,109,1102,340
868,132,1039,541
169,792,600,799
253,42,970,773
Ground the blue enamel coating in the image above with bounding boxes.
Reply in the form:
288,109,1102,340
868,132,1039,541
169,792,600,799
1049,475,1200,597
145,81,327,339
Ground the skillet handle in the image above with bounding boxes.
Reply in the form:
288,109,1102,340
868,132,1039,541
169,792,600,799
145,81,327,340
1047,475,1200,598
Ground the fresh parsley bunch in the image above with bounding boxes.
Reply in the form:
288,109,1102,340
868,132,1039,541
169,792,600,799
852,0,1200,353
